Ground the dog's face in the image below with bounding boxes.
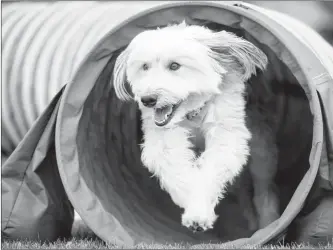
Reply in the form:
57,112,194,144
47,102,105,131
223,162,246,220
113,22,267,127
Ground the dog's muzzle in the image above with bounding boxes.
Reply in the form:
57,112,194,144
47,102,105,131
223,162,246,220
144,96,208,127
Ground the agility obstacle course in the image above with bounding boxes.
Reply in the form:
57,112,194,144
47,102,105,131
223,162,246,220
2,1,333,248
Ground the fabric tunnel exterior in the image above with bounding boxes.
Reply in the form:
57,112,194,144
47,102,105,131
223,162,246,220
1,1,333,248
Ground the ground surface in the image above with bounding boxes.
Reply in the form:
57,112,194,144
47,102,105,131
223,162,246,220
2,239,332,249
2,217,333,249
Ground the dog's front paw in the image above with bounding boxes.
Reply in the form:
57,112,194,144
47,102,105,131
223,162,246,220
182,205,217,233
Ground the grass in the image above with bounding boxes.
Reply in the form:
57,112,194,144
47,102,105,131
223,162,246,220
2,219,332,249
2,238,333,249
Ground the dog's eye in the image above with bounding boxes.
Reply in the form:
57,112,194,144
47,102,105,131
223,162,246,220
142,63,149,71
169,62,181,71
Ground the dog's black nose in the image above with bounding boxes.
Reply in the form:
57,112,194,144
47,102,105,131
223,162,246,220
141,95,157,107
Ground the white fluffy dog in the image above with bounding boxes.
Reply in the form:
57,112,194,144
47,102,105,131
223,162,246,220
113,21,279,232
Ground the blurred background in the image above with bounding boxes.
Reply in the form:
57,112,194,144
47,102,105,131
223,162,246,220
250,1,333,44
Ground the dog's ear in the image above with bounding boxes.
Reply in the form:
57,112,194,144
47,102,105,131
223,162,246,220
113,47,133,101
197,30,268,81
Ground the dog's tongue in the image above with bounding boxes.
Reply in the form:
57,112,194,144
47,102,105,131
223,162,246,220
154,105,173,124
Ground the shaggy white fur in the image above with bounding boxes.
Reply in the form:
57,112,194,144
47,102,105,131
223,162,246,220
113,21,277,232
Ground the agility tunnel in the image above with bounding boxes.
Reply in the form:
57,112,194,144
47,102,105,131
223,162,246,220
2,1,333,248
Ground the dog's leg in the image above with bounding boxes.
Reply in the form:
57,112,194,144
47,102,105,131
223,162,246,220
182,125,250,231
182,85,252,232
141,118,198,210
247,108,280,229
182,126,251,231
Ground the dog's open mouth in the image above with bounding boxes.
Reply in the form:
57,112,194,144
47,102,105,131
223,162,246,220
154,103,180,126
